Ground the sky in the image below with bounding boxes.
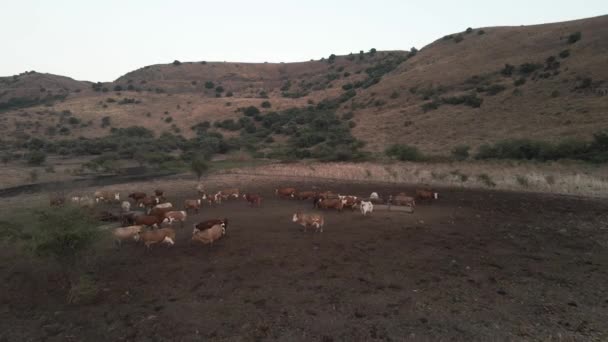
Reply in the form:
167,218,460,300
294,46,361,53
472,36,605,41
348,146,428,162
1,0,606,82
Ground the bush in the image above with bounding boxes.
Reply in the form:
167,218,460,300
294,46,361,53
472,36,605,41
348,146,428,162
204,81,215,89
477,30,485,35
559,49,570,58
501,64,515,76
390,91,399,99
29,169,39,182
516,175,529,187
451,145,470,160
164,117,173,123
465,27,473,34
421,100,440,112
215,86,224,93
441,94,483,108
485,84,506,95
453,35,464,43
244,106,261,116
113,85,123,92
477,174,496,187
172,60,181,66
385,144,424,161
567,32,581,44
342,83,353,91
261,101,271,108
190,157,208,180
519,63,542,74
26,151,46,165
514,78,526,87
369,48,377,55
226,91,233,97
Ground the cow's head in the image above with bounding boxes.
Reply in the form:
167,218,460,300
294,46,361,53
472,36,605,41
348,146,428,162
434,192,439,199
292,213,300,222
192,224,200,235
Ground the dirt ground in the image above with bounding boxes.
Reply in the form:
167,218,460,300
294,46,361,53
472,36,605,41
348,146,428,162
1,179,608,341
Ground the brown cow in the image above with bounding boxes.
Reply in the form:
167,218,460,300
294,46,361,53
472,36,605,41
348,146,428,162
134,228,176,250
296,191,317,200
416,189,439,201
129,192,147,202
154,189,164,197
148,206,173,218
339,195,361,210
163,211,187,228
194,218,228,234
275,187,297,199
292,212,325,232
191,224,225,246
316,198,345,211
243,193,262,207
138,196,159,208
218,188,240,200
135,215,164,229
391,193,416,207
184,199,202,213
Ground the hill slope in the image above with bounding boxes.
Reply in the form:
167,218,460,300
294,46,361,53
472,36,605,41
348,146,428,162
1,15,607,157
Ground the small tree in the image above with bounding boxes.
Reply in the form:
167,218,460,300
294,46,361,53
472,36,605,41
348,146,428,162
26,151,46,165
215,86,224,93
190,158,209,181
567,32,581,44
369,48,377,55
172,60,182,66
204,81,215,89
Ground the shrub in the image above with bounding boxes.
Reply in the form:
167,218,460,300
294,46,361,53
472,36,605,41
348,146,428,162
567,31,581,44
453,35,464,43
519,63,542,74
551,90,560,98
501,64,515,76
451,145,470,161
261,101,271,108
101,116,111,128
465,27,473,34
477,174,496,187
26,151,46,165
576,77,592,89
441,94,483,108
559,49,570,58
164,117,173,123
516,175,529,187
342,83,353,91
390,91,399,99
328,54,336,63
369,48,377,55
485,84,506,95
421,100,440,112
385,144,424,161
244,106,260,116
478,30,485,35
341,112,354,120
113,85,123,92
215,86,224,93
190,157,208,180
68,117,80,125
29,170,39,182
514,78,526,87
204,81,215,89
172,60,182,66
408,47,418,58
226,91,233,97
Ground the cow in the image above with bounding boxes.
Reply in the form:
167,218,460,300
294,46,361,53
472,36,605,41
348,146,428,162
369,192,385,204
135,215,164,229
94,190,120,203
196,183,206,196
138,196,159,208
134,228,176,250
148,207,173,218
121,201,131,212
112,225,143,248
218,188,240,201
128,192,147,202
339,195,361,210
391,193,416,207
191,224,226,246
71,196,95,208
184,199,202,213
275,187,297,199
163,211,187,228
154,189,164,197
292,212,324,232
243,193,262,207
296,191,317,200
154,202,173,209
49,196,65,207
316,198,345,212
96,210,120,222
360,201,374,216
194,218,228,234
120,211,145,226
416,189,439,201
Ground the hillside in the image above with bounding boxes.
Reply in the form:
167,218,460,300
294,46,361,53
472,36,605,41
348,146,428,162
1,15,607,158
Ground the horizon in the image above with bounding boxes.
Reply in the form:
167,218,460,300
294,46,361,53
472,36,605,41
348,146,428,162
2,0,606,82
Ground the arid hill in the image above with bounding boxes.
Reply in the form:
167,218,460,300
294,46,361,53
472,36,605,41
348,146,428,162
1,15,606,155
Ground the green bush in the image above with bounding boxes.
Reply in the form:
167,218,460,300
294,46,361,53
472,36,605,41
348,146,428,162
204,81,215,89
26,151,46,165
453,35,464,43
501,64,515,76
190,157,209,180
465,27,473,33
477,30,485,35
559,49,570,58
172,60,182,66
451,145,470,160
215,86,224,93
421,100,440,112
226,91,233,97
441,94,483,108
519,63,542,74
244,106,261,116
485,84,506,95
390,91,399,99
261,101,271,108
385,144,424,161
101,116,111,128
514,78,526,87
477,174,496,187
567,31,581,44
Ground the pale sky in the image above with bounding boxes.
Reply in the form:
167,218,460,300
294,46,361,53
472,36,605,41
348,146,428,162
1,0,606,82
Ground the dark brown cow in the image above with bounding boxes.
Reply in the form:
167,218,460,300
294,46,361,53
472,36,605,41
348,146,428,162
275,187,297,199
391,193,416,207
316,198,345,212
416,189,439,201
134,215,164,229
243,193,263,207
138,196,159,208
129,192,147,202
194,218,228,233
148,206,173,218
154,189,164,197
296,191,317,200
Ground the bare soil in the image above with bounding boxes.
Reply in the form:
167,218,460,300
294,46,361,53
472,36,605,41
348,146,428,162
1,180,608,341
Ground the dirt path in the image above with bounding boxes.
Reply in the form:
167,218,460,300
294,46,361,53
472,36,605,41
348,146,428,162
1,180,607,341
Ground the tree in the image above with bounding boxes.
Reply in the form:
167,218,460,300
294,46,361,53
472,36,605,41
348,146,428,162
190,157,209,181
172,60,182,66
204,81,215,89
369,48,377,55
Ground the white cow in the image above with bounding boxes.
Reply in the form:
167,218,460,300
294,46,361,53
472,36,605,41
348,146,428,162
360,201,374,216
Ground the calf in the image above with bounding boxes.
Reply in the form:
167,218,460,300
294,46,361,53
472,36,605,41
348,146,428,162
276,187,297,199
316,198,345,212
184,199,202,213
163,211,187,228
194,218,228,234
360,201,374,216
112,225,142,247
134,228,176,250
94,190,120,203
191,224,226,246
243,193,262,207
292,212,324,232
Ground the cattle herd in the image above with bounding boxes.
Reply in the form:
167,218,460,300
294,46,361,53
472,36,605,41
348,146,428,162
48,185,440,251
